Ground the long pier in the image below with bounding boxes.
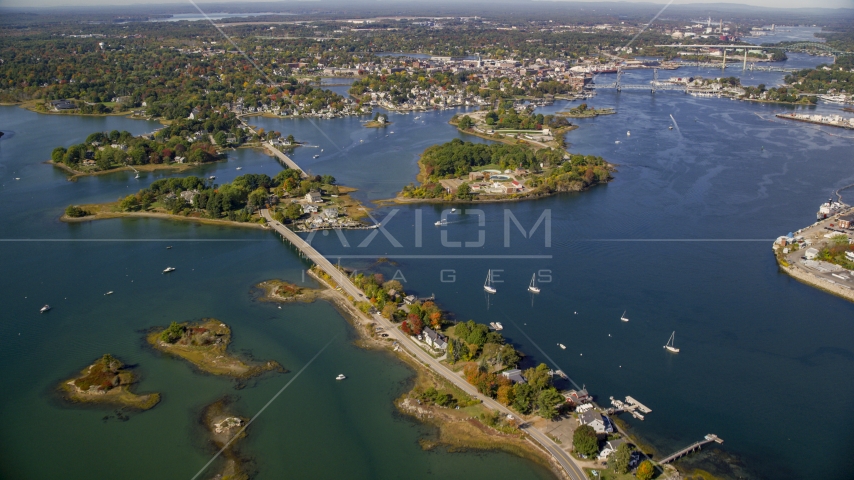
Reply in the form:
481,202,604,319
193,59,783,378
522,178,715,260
659,434,724,464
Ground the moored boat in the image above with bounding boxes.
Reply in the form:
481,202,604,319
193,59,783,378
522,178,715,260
484,270,497,294
664,331,680,353
528,273,540,294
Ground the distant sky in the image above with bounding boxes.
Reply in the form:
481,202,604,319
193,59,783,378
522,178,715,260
0,0,851,11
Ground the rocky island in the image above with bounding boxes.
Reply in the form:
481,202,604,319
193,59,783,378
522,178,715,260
59,354,160,410
556,103,615,118
202,397,251,480
254,279,322,303
147,319,284,379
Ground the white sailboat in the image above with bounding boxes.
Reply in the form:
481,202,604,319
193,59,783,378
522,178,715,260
664,331,680,353
528,274,540,294
484,270,497,294
163,267,176,273
620,310,629,322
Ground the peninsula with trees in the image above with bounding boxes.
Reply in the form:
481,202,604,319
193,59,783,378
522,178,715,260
59,354,161,410
62,170,369,231
147,319,284,379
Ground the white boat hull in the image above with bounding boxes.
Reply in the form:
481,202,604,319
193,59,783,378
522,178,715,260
664,346,680,353
484,286,497,294
528,287,540,293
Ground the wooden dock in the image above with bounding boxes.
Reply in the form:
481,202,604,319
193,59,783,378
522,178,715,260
609,396,651,420
659,434,724,464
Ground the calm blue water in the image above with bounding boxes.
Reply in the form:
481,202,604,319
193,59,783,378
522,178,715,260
2,46,853,479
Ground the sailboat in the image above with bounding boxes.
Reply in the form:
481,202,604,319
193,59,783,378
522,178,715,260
484,270,497,294
528,274,540,294
620,310,629,322
664,331,680,353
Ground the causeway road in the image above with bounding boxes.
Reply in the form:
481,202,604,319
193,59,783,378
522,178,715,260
239,121,307,177
261,209,585,480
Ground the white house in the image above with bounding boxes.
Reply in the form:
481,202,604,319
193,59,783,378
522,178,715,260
420,327,447,350
598,438,626,459
805,247,819,260
578,410,613,434
305,191,323,203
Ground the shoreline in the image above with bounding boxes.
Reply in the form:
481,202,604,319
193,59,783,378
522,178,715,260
303,269,566,479
61,209,270,230
777,259,854,303
48,159,215,181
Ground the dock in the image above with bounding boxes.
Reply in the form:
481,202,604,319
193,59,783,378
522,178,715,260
609,396,651,420
659,434,724,464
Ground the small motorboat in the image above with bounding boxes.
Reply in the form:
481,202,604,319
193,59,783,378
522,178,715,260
40,305,51,314
451,208,456,213
434,219,447,226
626,131,631,136
236,167,242,170
209,175,216,180
336,374,346,381
14,177,20,180
135,173,140,179
105,291,114,296
558,343,566,350
669,126,674,130
615,140,621,144
313,154,320,159
163,267,176,273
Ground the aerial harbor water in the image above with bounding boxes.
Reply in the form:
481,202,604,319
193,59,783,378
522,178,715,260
1,47,853,480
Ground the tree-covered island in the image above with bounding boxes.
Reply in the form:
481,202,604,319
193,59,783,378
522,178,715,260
398,138,612,202
147,319,284,379
59,354,160,410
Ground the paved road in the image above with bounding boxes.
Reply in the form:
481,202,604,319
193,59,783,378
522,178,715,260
261,210,585,479
239,121,307,177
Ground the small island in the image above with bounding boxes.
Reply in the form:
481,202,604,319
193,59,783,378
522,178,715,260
202,397,251,480
147,319,284,379
364,112,391,128
255,279,322,303
59,354,160,410
556,103,615,118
